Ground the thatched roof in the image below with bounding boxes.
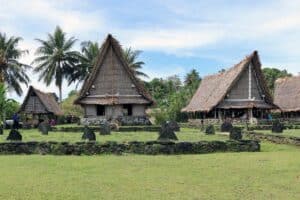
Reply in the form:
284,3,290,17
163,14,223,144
19,86,63,115
74,34,154,105
182,51,275,113
274,76,300,112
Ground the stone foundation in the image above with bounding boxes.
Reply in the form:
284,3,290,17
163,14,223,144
81,116,151,126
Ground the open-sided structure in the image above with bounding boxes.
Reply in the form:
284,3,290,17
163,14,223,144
19,86,63,121
74,34,154,125
274,76,300,118
182,51,277,123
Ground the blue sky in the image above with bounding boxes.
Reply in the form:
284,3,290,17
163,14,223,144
1,0,300,102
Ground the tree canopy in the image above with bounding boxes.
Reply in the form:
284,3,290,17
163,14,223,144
262,67,292,94
0,33,31,96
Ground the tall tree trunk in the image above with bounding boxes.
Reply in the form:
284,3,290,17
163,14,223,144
58,84,62,107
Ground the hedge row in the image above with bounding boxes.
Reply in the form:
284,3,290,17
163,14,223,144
51,126,161,133
0,140,260,155
244,131,300,146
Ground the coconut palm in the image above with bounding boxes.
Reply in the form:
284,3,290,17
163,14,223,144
32,26,80,102
123,47,148,78
0,33,31,96
68,41,100,85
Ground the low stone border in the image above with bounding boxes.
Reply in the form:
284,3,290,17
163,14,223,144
244,131,300,146
51,126,161,133
0,140,260,155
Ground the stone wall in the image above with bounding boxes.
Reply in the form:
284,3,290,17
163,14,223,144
244,131,300,146
52,125,160,132
0,140,260,155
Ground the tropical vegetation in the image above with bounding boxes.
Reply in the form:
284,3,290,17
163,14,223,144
32,26,80,102
0,33,30,96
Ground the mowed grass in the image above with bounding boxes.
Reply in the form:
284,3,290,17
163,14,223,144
0,128,228,143
256,129,300,137
0,128,300,199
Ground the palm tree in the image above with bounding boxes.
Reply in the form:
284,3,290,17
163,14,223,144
32,26,80,102
0,33,31,96
184,69,200,87
67,41,100,85
123,47,148,78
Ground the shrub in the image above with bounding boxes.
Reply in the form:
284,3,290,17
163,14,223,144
229,127,242,140
205,125,215,135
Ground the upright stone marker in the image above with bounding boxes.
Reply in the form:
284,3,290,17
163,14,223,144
100,121,111,135
168,121,180,132
82,126,96,141
38,122,50,135
221,121,233,132
272,120,284,133
7,129,22,141
157,122,178,141
229,127,242,140
205,125,215,135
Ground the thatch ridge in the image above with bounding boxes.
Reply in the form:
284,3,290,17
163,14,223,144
19,86,63,115
274,76,300,112
74,34,154,105
182,51,275,113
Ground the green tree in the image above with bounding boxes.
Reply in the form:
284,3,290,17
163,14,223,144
61,90,83,116
123,47,148,78
32,26,80,102
68,41,100,85
262,67,292,93
4,99,20,119
0,33,31,96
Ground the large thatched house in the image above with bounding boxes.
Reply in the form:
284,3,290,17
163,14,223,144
274,76,300,118
74,34,154,125
19,86,63,120
182,51,277,123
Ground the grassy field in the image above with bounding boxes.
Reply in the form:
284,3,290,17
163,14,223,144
0,128,300,199
0,128,228,143
256,129,300,137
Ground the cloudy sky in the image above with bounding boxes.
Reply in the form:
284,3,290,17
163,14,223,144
1,0,300,102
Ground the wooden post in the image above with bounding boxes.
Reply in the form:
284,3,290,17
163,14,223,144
218,109,222,121
248,108,253,124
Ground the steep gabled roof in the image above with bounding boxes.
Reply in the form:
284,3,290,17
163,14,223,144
182,51,274,112
74,34,154,105
19,86,63,115
274,76,300,112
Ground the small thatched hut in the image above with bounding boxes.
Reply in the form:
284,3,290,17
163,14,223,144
19,86,63,122
274,76,300,118
182,51,277,123
74,34,154,125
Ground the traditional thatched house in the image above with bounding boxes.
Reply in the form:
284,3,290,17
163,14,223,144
19,86,63,121
274,76,300,118
182,51,276,123
74,34,154,125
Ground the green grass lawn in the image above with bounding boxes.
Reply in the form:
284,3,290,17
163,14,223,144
256,129,300,137
0,128,228,143
0,128,300,199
